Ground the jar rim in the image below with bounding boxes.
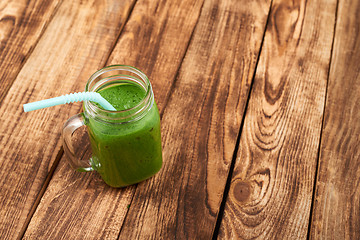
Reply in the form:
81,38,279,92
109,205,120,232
84,65,153,123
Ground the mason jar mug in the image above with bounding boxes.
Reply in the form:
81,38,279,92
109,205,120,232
62,65,163,187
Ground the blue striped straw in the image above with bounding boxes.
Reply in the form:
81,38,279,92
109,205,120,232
23,92,116,112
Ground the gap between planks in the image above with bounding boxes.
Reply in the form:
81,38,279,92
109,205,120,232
19,148,64,239
17,0,138,238
211,1,274,238
116,1,207,238
306,0,339,239
158,0,206,119
0,0,63,107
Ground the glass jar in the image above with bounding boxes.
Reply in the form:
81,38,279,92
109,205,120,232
62,65,163,187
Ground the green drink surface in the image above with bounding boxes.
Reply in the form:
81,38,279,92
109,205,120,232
87,83,162,187
99,84,146,111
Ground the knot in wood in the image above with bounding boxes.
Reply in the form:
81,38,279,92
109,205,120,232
232,180,251,203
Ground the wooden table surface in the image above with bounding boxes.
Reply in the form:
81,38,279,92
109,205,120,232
0,0,359,239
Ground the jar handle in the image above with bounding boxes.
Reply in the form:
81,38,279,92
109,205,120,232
62,113,94,172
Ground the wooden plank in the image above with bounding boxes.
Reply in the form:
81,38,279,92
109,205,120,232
23,0,206,238
0,0,62,103
218,0,337,238
118,0,272,238
106,0,205,112
0,0,135,238
309,0,360,238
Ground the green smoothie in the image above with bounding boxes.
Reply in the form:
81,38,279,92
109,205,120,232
86,83,162,187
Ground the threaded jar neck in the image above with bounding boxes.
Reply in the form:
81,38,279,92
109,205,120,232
84,65,153,124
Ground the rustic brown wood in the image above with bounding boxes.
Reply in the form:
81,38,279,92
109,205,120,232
0,0,62,104
23,0,206,238
107,0,205,112
118,0,272,238
1,0,358,238
309,0,360,238
218,0,337,238
0,0,135,238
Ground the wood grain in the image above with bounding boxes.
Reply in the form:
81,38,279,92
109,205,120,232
218,0,337,238
118,0,271,238
0,0,62,104
0,0,135,238
23,0,206,238
309,0,360,238
107,0,205,112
